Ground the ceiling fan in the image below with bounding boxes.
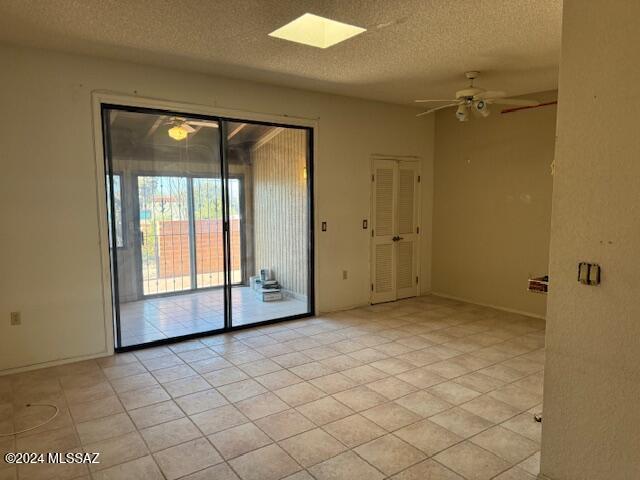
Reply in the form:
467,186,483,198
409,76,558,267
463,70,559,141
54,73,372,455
415,71,540,121
165,117,218,141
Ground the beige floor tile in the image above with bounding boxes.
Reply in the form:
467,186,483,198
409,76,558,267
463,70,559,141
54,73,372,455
235,392,289,420
394,390,452,417
0,467,15,480
501,413,542,443
68,395,123,424
333,386,388,411
487,385,543,411
208,422,272,459
118,385,170,411
85,431,149,472
141,354,185,372
275,382,326,406
109,372,158,394
174,388,228,415
471,426,539,463
16,452,89,480
154,437,222,480
162,375,210,398
271,352,314,368
190,404,248,435
348,348,389,363
355,434,426,476
280,428,347,467
320,354,364,371
289,362,336,380
390,459,464,480
362,402,421,431
255,370,303,390
309,451,385,480
229,444,301,480
395,419,462,455
322,414,385,448
396,349,442,367
153,365,198,384
459,395,521,423
479,364,525,383
102,362,147,380
493,467,536,480
396,368,447,389
296,396,353,425
76,412,135,444
140,417,201,452
180,462,240,480
65,382,115,405
203,367,250,387
304,346,341,360
239,359,282,377
190,356,234,374
92,455,163,480
310,373,358,394
218,379,267,403
282,472,314,480
423,360,472,379
517,451,541,476
341,365,388,384
128,400,184,429
453,372,504,393
430,407,494,438
16,426,79,453
366,377,417,400
255,409,315,441
428,381,481,405
434,441,511,480
370,357,415,375
177,348,217,363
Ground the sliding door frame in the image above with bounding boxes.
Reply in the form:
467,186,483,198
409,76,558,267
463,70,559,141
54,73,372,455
97,99,315,353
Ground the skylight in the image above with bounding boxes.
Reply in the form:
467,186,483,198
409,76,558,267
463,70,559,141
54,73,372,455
269,13,366,49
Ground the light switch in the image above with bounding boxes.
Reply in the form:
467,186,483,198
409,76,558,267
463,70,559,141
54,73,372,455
578,262,600,285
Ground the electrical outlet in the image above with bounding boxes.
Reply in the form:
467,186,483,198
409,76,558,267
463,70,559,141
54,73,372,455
342,270,348,280
10,311,21,326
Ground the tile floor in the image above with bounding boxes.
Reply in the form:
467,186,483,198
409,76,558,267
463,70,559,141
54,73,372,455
120,287,309,347
0,295,545,480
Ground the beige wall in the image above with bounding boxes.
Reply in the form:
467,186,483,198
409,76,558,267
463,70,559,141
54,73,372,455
252,128,308,297
540,1,640,479
431,93,556,317
0,45,434,372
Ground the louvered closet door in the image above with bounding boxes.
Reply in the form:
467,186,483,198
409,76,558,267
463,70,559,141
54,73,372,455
371,159,397,303
371,158,420,304
396,161,419,299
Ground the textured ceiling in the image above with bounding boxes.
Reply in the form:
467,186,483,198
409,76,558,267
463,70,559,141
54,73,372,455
0,0,562,105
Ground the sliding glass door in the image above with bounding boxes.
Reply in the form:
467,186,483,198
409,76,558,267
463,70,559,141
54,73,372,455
103,105,313,350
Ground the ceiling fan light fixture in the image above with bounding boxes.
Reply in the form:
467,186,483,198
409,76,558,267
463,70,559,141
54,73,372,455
456,104,469,122
474,100,491,117
168,124,189,141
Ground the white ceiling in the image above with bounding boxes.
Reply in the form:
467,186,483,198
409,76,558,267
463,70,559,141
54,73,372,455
0,0,562,105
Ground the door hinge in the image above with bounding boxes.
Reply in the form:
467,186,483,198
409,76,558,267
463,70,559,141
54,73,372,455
371,229,374,237
371,283,374,292
416,276,419,284
417,175,421,183
416,226,420,234
371,174,375,182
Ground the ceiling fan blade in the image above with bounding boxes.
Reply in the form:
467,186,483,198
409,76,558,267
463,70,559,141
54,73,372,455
186,120,219,128
181,123,197,133
474,90,506,100
416,103,459,117
414,99,457,103
491,98,540,107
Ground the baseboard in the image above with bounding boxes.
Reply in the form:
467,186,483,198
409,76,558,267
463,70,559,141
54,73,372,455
0,350,112,377
430,291,546,320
